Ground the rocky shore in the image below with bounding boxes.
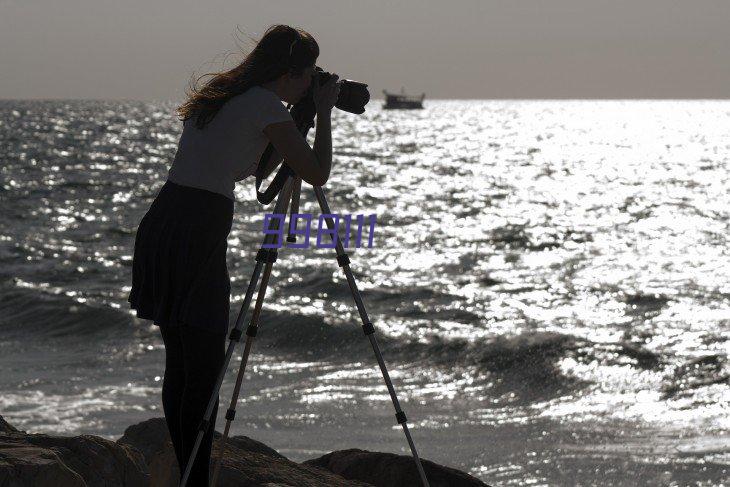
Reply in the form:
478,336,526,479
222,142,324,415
0,415,490,486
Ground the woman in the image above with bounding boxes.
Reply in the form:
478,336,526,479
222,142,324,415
127,24,340,486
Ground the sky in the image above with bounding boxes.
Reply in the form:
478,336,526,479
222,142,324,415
1,0,729,100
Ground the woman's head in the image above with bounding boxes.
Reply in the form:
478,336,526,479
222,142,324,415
177,24,319,129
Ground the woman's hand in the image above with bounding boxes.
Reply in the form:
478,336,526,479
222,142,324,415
312,72,341,114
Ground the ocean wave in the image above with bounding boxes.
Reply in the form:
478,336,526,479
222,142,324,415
487,223,594,252
278,269,458,305
622,292,672,318
256,310,587,385
0,284,136,339
662,354,730,399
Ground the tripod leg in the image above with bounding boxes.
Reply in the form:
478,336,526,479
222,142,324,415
215,175,306,484
180,178,296,487
211,247,279,486
286,178,303,242
179,252,265,487
312,186,431,487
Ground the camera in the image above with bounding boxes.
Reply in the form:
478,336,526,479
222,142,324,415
296,66,370,115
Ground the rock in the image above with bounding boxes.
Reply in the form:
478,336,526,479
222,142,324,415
218,432,287,461
0,417,19,435
118,417,286,462
206,446,374,487
0,444,86,486
0,415,149,486
23,434,148,486
304,449,490,487
117,417,372,487
117,417,170,461
1,415,490,487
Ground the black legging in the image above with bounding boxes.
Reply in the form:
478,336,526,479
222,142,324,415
159,324,226,486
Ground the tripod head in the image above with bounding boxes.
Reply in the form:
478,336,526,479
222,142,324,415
254,72,370,205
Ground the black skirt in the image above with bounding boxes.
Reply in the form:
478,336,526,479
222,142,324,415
127,180,234,335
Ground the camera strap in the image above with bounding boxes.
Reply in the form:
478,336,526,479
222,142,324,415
254,143,294,205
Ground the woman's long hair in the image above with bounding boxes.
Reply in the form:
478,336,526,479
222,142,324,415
177,24,319,129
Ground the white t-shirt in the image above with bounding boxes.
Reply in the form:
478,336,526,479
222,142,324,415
166,85,294,201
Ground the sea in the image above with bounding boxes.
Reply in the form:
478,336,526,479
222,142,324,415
0,98,728,486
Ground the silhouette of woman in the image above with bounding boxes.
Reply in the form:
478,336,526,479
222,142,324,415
127,24,340,486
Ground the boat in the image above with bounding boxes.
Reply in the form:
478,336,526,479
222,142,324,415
382,87,425,109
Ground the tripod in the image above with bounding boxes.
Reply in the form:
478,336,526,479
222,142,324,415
180,109,431,487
